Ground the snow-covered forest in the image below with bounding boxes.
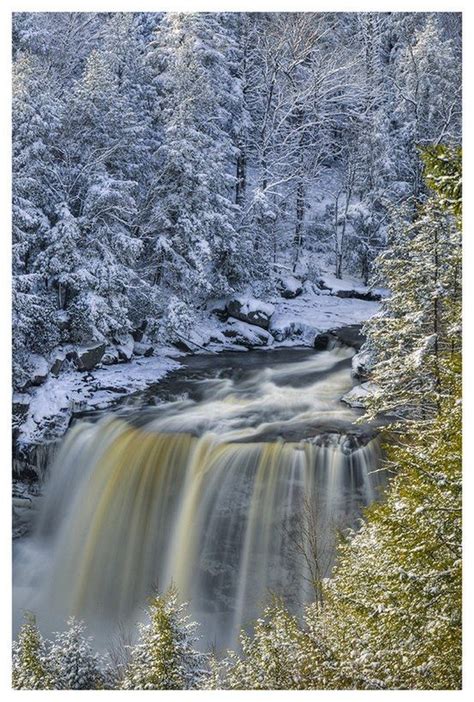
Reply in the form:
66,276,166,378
12,11,462,692
12,12,461,391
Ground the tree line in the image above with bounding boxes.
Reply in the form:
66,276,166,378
12,12,461,390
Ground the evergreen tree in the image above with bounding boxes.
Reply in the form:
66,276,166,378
12,613,54,690
120,587,209,690
218,598,307,690
49,617,106,690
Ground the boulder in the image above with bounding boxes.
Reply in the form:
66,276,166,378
314,332,332,351
279,276,303,299
352,349,373,380
116,334,135,362
314,325,365,352
68,342,106,371
101,347,120,366
316,275,383,301
227,296,274,329
132,320,148,342
50,350,67,376
12,394,31,438
133,341,154,357
209,298,229,322
341,382,378,409
222,319,274,348
335,288,382,302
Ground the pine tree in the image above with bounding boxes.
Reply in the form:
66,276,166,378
120,587,209,690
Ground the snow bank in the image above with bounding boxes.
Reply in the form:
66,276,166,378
17,351,181,447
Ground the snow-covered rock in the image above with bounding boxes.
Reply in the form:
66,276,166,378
352,349,373,380
14,352,182,456
222,319,274,348
116,334,135,362
13,393,31,418
269,318,318,345
317,273,384,301
29,355,49,386
69,342,106,371
13,394,31,440
279,276,303,299
101,347,120,366
208,298,228,322
341,382,377,408
133,341,154,357
49,350,67,376
132,321,148,342
227,296,275,329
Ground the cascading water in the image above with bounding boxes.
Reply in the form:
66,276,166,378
13,346,385,653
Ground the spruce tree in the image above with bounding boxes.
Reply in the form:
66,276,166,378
120,587,209,690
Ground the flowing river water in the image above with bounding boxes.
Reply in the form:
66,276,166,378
13,346,386,653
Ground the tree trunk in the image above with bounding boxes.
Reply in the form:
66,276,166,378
235,148,246,206
293,180,305,272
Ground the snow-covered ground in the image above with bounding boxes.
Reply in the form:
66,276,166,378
15,350,182,448
268,284,380,346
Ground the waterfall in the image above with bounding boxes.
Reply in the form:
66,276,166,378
13,347,385,653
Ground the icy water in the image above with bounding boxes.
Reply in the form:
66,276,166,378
13,347,385,653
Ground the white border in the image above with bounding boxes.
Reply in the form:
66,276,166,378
1,1,471,699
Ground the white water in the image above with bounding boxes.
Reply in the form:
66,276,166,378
13,347,385,652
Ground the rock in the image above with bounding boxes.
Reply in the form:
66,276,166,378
341,382,378,409
222,319,274,348
50,350,67,376
269,317,317,345
29,355,49,386
13,393,31,419
316,275,383,301
314,332,332,351
68,342,106,371
279,276,303,299
352,349,373,380
335,288,382,302
101,347,120,366
13,394,31,441
227,296,274,329
116,334,135,362
314,324,365,352
133,341,154,357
